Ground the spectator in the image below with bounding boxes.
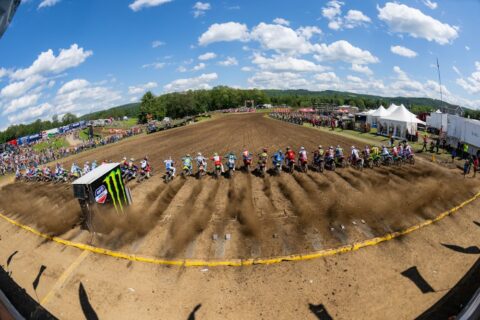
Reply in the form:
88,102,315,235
451,148,457,163
422,135,428,152
473,156,479,178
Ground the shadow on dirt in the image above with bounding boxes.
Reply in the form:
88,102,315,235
401,266,435,294
79,282,98,320
309,303,333,320
441,243,480,254
187,304,202,320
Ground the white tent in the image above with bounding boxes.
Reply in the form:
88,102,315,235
377,104,425,138
367,105,387,127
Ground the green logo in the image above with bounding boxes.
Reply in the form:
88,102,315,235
103,168,128,213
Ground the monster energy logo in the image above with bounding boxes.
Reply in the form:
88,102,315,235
103,168,128,213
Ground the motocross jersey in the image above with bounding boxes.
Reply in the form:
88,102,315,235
164,159,174,170
298,150,307,161
242,151,252,160
212,155,222,166
286,151,296,161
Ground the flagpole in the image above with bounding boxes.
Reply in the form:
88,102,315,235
436,58,444,112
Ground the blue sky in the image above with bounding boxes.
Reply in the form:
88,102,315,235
0,0,479,129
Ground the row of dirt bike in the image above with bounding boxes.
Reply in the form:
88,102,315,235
163,153,415,183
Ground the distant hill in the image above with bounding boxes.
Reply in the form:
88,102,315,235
264,89,461,112
80,102,140,120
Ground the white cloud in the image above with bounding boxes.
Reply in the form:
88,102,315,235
241,67,253,72
378,2,458,45
313,40,379,65
164,73,218,92
198,52,217,61
390,45,418,58
344,10,371,29
7,103,54,124
0,75,44,98
347,75,363,83
0,68,8,79
58,79,90,95
273,18,290,26
142,62,166,69
193,2,211,18
252,54,327,72
129,0,172,12
322,1,370,30
422,0,437,10
314,72,339,82
2,94,41,115
177,66,188,73
152,40,165,48
251,23,312,54
465,46,470,51
38,0,60,9
192,62,206,71
11,44,93,80
218,57,238,66
456,61,480,94
198,22,249,46
296,26,322,40
351,63,373,76
248,71,310,89
128,82,158,95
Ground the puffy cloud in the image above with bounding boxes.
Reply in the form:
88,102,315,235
241,66,253,72
164,73,218,92
58,79,90,94
198,22,249,46
423,0,437,10
248,71,310,89
193,2,210,18
390,45,418,58
313,40,379,65
456,61,480,94
38,0,60,9
322,1,370,30
192,62,206,71
129,0,172,12
296,26,322,40
128,82,158,95
351,63,373,76
218,57,238,66
344,10,371,29
252,54,327,72
2,94,41,115
314,72,339,82
250,23,312,54
346,75,362,83
0,68,8,79
377,2,458,45
7,103,54,124
0,75,44,98
152,40,165,48
198,52,217,61
273,18,290,26
10,44,93,80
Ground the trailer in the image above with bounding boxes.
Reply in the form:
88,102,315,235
72,163,132,232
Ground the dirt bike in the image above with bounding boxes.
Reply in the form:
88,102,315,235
164,169,174,184
365,156,374,169
137,168,152,183
393,155,403,166
312,157,324,173
381,155,394,166
335,155,347,168
123,168,137,182
226,160,235,179
273,160,282,175
325,157,336,171
243,158,252,173
299,158,308,173
213,164,222,179
406,154,415,165
285,158,295,173
181,165,192,179
349,157,364,171
257,162,267,178
197,164,206,180
53,173,68,184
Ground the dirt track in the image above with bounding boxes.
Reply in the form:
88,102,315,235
0,113,478,260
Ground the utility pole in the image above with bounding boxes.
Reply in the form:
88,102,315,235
436,58,445,113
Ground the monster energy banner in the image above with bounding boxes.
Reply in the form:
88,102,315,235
72,163,132,217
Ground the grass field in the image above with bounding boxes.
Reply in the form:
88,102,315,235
32,137,69,152
105,118,138,129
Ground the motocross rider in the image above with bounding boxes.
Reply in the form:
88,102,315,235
298,147,308,166
164,157,176,177
335,145,344,160
351,146,360,163
83,161,91,175
182,154,194,175
285,147,296,167
272,149,285,167
195,152,208,172
258,148,268,171
225,152,237,171
211,152,224,173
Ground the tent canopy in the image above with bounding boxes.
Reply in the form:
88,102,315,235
369,105,387,117
381,104,425,125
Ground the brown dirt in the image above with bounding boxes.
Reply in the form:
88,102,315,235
0,113,478,260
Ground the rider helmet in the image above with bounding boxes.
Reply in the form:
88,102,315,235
286,147,291,151
318,145,323,149
186,154,191,158
198,152,202,156
300,146,305,150
214,152,218,156
263,148,268,152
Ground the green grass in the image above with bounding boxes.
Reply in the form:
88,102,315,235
105,118,138,129
32,137,69,152
79,129,90,141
